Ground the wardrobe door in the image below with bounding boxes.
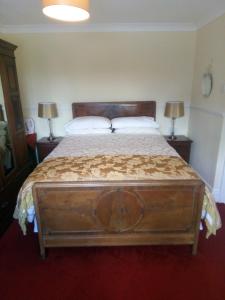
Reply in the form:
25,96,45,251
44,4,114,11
0,67,16,180
0,39,31,236
1,55,28,169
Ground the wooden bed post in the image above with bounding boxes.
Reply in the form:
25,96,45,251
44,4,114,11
192,183,205,255
40,243,46,260
33,188,47,259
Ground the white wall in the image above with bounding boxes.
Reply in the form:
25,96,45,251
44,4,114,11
189,107,223,187
2,31,196,138
2,20,225,201
189,14,225,202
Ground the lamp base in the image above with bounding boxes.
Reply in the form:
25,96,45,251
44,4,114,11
47,118,55,142
168,135,177,141
47,135,56,142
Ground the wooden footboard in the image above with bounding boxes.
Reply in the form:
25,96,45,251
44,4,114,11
33,179,204,258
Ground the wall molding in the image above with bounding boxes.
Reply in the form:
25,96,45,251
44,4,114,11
2,12,225,34
196,8,225,30
190,104,225,203
194,170,212,191
0,22,197,34
0,5,225,34
190,105,225,118
191,165,223,203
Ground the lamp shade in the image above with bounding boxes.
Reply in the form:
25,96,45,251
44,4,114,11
164,101,184,118
42,0,90,22
38,102,58,119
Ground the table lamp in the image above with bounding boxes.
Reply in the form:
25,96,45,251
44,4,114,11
38,102,58,141
164,101,184,140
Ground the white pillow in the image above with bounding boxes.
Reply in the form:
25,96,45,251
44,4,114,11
111,116,159,129
64,116,111,131
113,128,161,135
65,128,112,135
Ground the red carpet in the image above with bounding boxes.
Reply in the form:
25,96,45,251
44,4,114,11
1,205,225,300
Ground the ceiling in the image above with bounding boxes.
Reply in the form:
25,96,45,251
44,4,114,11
0,0,225,32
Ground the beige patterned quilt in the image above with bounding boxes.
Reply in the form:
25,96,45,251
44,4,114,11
15,154,221,237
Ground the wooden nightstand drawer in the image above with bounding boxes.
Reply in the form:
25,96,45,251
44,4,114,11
164,135,192,163
37,137,63,162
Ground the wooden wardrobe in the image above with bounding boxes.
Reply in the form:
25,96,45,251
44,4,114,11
0,39,32,235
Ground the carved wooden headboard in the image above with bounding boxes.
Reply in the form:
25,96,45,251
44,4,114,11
72,101,156,119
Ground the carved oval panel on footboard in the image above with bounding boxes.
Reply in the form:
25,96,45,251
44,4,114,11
94,190,144,232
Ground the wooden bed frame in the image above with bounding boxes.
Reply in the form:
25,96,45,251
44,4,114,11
33,101,204,258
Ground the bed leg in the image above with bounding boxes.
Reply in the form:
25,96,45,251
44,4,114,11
40,245,46,260
192,242,198,256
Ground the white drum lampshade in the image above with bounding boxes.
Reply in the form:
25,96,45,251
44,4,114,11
42,0,90,22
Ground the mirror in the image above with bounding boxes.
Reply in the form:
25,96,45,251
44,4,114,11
0,76,15,176
201,73,213,97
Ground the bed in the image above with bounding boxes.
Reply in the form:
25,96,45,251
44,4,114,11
16,101,210,258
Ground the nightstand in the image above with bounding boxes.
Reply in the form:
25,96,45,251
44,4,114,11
164,135,192,163
37,137,63,162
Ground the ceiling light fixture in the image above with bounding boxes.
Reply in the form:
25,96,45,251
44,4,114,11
42,0,90,22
